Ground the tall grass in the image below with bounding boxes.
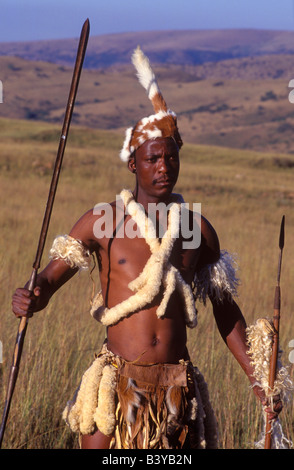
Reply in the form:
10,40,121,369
0,118,293,449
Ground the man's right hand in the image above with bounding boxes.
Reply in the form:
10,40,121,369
12,287,41,318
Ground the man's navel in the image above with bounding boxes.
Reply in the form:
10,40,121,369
152,336,160,346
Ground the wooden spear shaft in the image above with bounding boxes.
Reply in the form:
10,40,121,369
0,18,90,448
264,215,285,449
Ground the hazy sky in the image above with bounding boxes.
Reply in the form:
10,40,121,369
1,0,294,42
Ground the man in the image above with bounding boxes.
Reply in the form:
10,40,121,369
12,47,281,449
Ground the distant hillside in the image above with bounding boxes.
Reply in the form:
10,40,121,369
1,29,294,68
1,29,294,155
1,53,294,155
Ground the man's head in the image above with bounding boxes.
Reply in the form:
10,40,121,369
128,136,180,198
120,46,183,163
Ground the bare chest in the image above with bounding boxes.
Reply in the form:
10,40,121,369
96,230,200,285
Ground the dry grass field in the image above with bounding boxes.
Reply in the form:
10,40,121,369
0,116,293,449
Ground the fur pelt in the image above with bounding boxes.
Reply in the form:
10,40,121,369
62,344,219,449
49,234,91,270
90,189,198,328
119,46,182,162
246,318,294,448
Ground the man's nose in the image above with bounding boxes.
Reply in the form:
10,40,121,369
158,156,169,172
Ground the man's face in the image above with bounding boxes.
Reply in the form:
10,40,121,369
129,137,180,199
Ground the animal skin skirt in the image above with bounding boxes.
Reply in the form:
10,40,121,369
62,343,218,449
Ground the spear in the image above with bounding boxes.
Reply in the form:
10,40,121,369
0,18,90,448
264,215,285,449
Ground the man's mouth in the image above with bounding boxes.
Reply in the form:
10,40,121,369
152,177,174,186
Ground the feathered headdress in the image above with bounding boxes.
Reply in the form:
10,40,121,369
119,46,182,162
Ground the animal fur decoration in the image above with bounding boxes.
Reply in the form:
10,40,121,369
90,189,198,328
49,234,91,270
119,46,183,162
48,192,240,329
62,342,219,449
246,318,294,449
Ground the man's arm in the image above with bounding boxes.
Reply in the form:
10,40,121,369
211,295,255,385
197,216,282,418
211,295,282,419
12,259,78,317
12,208,98,318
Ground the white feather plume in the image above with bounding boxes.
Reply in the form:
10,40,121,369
131,45,160,101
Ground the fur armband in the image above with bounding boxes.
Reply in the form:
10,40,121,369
49,234,91,270
193,250,239,304
246,318,294,449
246,318,293,399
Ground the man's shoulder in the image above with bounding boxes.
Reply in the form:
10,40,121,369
89,197,124,219
199,215,220,266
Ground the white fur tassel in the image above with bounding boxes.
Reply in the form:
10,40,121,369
90,189,198,329
132,45,160,101
49,234,91,270
120,127,133,162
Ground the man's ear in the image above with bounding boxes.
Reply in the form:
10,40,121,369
128,155,136,174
